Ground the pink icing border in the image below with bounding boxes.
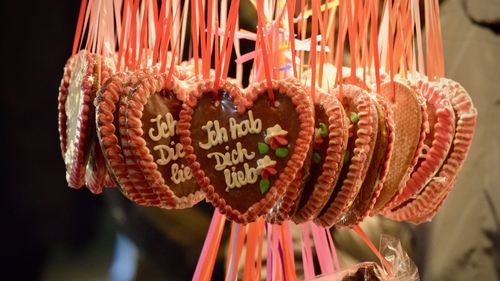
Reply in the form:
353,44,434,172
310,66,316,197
384,79,455,210
267,170,307,224
371,80,428,213
387,79,477,223
96,72,149,205
337,94,396,227
58,55,76,159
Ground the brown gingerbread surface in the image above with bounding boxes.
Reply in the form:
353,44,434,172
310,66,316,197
180,78,314,223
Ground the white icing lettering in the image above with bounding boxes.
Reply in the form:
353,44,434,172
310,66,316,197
171,163,192,184
153,142,185,166
199,120,229,150
223,164,258,191
149,113,178,141
199,111,262,150
229,111,262,140
207,142,255,171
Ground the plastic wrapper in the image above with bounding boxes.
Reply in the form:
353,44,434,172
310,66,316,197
308,234,419,281
380,234,419,281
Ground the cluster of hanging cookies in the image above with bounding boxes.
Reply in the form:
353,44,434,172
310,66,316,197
58,50,476,227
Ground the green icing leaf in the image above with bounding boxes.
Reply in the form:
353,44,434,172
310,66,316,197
350,112,359,124
258,142,269,154
313,152,322,164
275,147,289,158
260,179,270,194
343,151,351,164
319,122,328,137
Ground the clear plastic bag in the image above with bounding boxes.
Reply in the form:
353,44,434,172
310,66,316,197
307,234,419,281
306,262,384,281
379,234,419,281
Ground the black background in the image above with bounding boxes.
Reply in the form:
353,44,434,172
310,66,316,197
0,1,106,279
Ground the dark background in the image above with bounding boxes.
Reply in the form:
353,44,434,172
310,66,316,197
0,1,108,279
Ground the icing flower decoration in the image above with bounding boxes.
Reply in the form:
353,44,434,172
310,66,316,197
348,123,354,138
256,155,277,179
264,124,288,149
313,128,324,149
313,123,328,149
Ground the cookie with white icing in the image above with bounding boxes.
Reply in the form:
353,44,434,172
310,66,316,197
179,78,314,224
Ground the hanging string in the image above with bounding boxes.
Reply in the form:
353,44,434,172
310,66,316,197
370,0,381,93
214,0,240,90
285,0,297,78
353,225,393,277
256,0,275,103
309,0,319,102
72,0,88,55
192,210,226,281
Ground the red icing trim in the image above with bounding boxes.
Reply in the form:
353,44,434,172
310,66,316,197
179,78,314,224
123,72,205,209
315,85,377,228
58,55,76,159
292,90,349,224
64,50,98,188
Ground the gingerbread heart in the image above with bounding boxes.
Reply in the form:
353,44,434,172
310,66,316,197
266,169,308,225
315,84,378,228
120,70,204,209
292,89,349,224
383,79,455,210
385,79,476,223
179,78,314,224
371,80,428,213
60,50,113,188
96,71,152,204
58,55,76,160
336,94,395,227
85,139,108,194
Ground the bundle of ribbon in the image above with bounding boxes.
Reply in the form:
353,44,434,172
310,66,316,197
57,0,476,280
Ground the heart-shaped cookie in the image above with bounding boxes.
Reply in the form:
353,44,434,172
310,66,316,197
315,84,378,228
58,55,76,160
179,78,314,224
291,89,349,224
385,79,476,223
117,71,204,209
84,140,108,194
96,71,153,204
60,50,113,188
266,168,308,224
383,79,455,210
371,80,427,213
337,94,395,227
